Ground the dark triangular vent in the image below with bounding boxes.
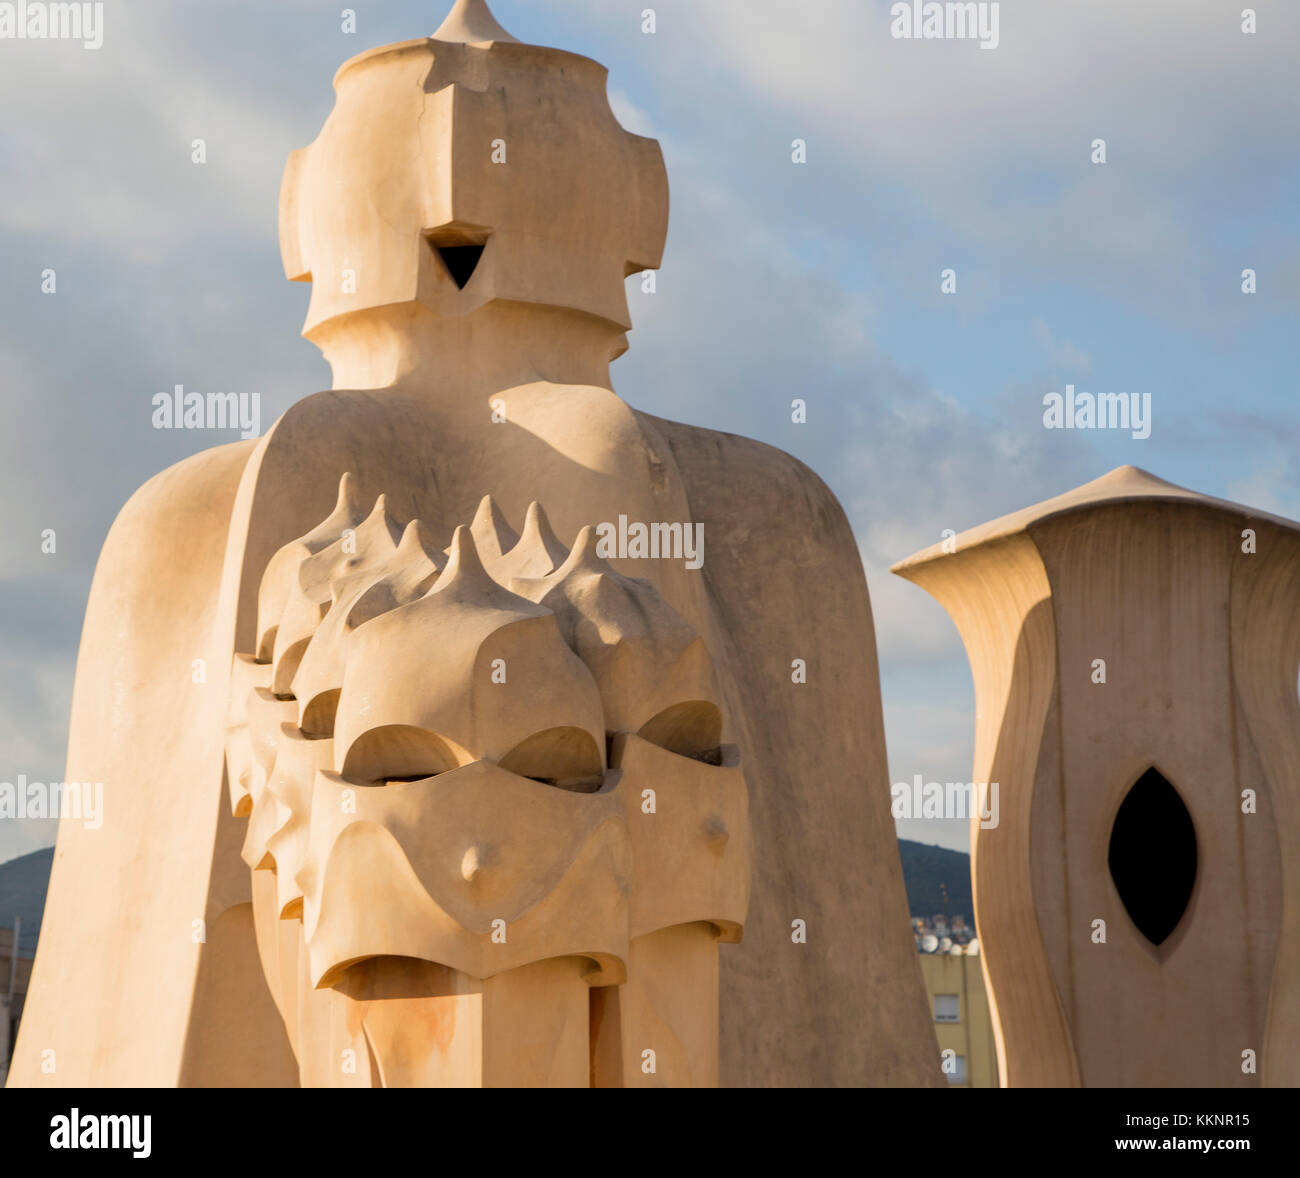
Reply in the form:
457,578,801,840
436,244,484,290
1108,768,1196,947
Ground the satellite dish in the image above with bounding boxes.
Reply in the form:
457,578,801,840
967,938,980,956
939,937,953,952
921,934,939,953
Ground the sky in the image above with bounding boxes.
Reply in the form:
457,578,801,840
0,0,1297,864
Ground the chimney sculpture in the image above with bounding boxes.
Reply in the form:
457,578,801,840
894,466,1300,1087
11,1,939,1087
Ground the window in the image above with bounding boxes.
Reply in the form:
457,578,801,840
934,993,960,1023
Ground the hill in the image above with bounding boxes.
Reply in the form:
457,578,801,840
0,847,54,953
896,838,972,920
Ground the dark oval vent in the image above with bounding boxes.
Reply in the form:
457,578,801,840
1107,768,1196,947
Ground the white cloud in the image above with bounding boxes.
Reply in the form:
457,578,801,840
1030,317,1092,377
577,0,1300,312
0,6,312,255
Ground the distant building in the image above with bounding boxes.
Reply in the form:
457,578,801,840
0,925,35,1085
917,946,998,1088
913,912,976,950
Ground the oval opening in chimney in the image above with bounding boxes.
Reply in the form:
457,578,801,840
1107,767,1197,948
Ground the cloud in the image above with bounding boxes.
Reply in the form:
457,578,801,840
576,0,1300,320
1031,317,1092,377
0,7,312,256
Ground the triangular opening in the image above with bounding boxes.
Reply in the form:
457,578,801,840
436,244,484,290
1107,768,1197,947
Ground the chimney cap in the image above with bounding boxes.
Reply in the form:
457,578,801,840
893,465,1300,577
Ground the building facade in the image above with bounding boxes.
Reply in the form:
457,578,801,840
918,949,998,1089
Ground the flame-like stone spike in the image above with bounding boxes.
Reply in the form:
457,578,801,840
335,473,359,508
303,493,403,593
462,495,520,565
521,502,567,561
292,473,368,559
340,528,444,633
433,0,518,45
397,518,446,570
362,493,400,538
558,522,653,587
511,524,606,603
562,524,611,574
255,473,367,656
292,537,445,721
256,488,416,718
434,524,505,602
488,501,572,584
274,494,407,680
510,521,723,750
518,502,570,569
305,473,364,548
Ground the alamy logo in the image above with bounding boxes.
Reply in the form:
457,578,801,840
595,515,704,570
1043,384,1151,439
0,2,103,49
891,775,1000,829
890,1,1000,50
0,775,103,829
152,385,262,439
50,1109,150,1158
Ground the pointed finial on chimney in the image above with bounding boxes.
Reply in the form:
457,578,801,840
434,0,518,44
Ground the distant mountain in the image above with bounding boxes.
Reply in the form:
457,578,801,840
0,847,53,954
0,840,967,956
897,839,972,920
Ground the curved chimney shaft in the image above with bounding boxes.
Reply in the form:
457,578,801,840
894,465,1300,1088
